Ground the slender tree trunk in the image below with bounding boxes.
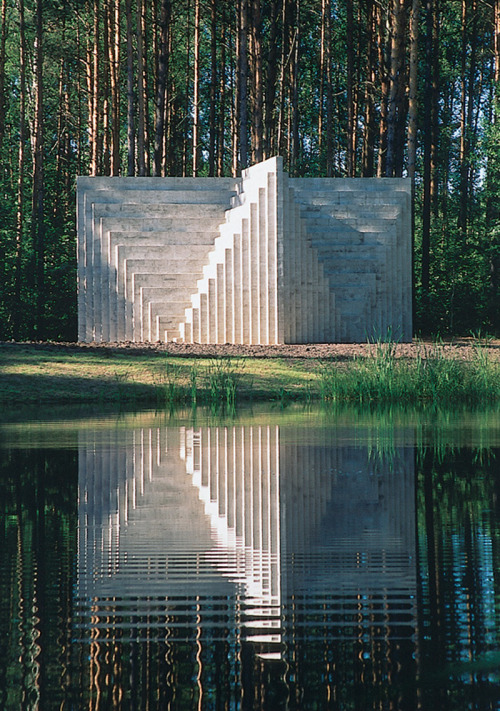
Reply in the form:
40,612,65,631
90,0,100,175
137,0,147,175
421,0,434,315
217,22,226,175
14,0,26,339
154,0,170,176
346,0,355,175
126,0,135,175
325,0,333,176
102,0,111,175
0,0,7,154
109,0,120,175
290,0,300,174
208,0,217,176
407,0,419,180
192,0,200,175
376,2,389,176
264,0,278,158
32,0,44,338
386,0,406,177
361,0,376,177
430,0,440,213
488,0,500,325
250,0,263,163
458,0,468,239
238,0,249,169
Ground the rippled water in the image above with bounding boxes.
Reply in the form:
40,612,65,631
1,406,500,709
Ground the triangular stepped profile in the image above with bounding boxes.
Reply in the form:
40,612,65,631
77,177,238,342
77,159,412,344
290,178,412,342
179,157,337,345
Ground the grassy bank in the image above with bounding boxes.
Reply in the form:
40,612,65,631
1,340,500,407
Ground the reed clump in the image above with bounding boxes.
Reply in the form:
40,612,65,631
162,356,242,410
319,338,500,405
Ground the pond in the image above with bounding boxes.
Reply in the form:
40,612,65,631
1,404,500,710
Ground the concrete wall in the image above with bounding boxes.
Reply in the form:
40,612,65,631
77,158,412,343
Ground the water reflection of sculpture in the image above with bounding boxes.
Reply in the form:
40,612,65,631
77,423,416,708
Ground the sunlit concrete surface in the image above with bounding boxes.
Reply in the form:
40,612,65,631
77,157,412,343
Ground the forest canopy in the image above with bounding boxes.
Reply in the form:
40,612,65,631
0,0,499,341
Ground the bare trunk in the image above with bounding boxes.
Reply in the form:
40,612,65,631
192,0,200,175
238,0,249,169
376,2,389,177
137,0,148,175
126,0,135,175
386,0,406,177
361,0,375,177
208,0,217,176
91,0,100,175
250,0,263,163
109,0,120,175
346,0,355,175
154,0,170,176
32,0,44,337
407,0,419,180
264,0,278,158
14,0,26,339
0,0,7,153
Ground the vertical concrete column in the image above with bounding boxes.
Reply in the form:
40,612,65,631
216,263,225,343
224,247,233,344
232,234,242,343
249,202,259,344
241,219,250,344
200,291,209,343
258,187,268,344
267,170,278,344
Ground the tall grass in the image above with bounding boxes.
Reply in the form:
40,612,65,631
162,356,242,410
319,338,500,405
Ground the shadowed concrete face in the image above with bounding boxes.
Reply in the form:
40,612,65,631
77,157,412,344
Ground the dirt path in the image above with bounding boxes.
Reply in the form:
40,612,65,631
2,338,500,361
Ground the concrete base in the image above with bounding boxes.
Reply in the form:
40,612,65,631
77,158,412,343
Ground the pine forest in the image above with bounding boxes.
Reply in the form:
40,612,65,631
0,0,499,341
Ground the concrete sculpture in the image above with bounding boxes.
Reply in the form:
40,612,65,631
77,156,412,344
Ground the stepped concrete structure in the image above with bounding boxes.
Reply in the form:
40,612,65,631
77,157,412,343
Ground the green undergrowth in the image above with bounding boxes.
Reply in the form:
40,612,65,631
1,340,500,407
319,339,500,405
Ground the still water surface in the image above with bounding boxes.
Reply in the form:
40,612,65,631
1,405,500,710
